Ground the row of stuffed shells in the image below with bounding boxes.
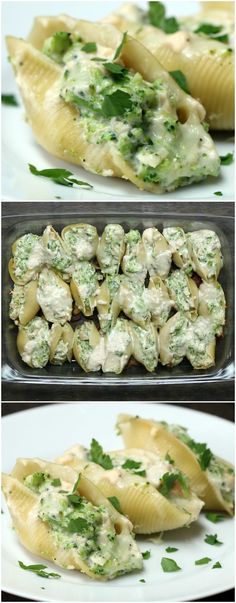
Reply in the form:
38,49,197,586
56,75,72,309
104,2,234,130
2,458,143,580
6,15,220,192
9,224,224,286
117,414,235,516
55,444,204,534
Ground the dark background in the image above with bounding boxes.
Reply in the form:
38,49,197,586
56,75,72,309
1,402,234,602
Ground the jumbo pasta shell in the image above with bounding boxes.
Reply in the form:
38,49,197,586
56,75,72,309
61,223,99,261
2,458,142,580
9,281,40,326
117,414,234,514
50,322,74,363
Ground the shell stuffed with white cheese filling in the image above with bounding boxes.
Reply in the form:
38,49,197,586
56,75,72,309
118,279,151,328
147,276,174,328
162,227,193,273
142,227,172,279
73,321,104,372
97,224,125,276
9,233,45,285
70,262,101,317
55,445,203,533
187,230,223,281
37,267,73,324
96,275,121,333
61,223,98,261
117,414,235,515
121,230,147,283
2,458,143,580
129,322,159,372
198,280,226,336
9,281,40,326
50,322,74,364
166,270,199,319
17,316,50,368
186,317,216,369
42,225,72,278
6,16,220,194
103,318,132,374
159,311,190,366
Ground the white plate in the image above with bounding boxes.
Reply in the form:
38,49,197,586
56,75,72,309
2,1,234,201
2,402,235,602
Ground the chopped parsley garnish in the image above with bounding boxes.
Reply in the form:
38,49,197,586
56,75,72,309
161,557,181,572
159,471,190,497
104,62,128,77
122,458,146,477
205,512,226,523
28,164,93,189
195,23,229,43
28,472,46,489
67,494,83,506
72,474,81,493
51,478,61,487
101,90,132,117
1,93,18,106
214,191,223,196
165,453,175,465
113,32,127,60
204,533,223,546
176,431,213,470
195,557,212,565
139,578,146,583
81,42,97,53
169,70,190,94
108,496,122,513
220,153,234,165
148,2,179,34
135,469,147,477
18,561,61,579
67,517,89,533
212,561,222,569
165,547,178,553
142,550,151,559
89,438,113,470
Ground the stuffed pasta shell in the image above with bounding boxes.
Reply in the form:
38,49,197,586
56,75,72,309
9,233,45,285
159,312,190,366
61,223,98,261
17,316,50,368
103,318,132,374
97,225,125,276
121,230,147,283
142,227,172,279
6,17,220,193
73,321,104,372
9,281,40,325
50,322,74,364
162,227,192,273
187,230,223,281
186,317,216,369
2,458,143,580
55,444,203,533
96,275,121,333
117,414,235,515
70,262,101,316
166,270,198,318
198,280,226,336
129,322,159,372
118,279,151,328
147,276,174,327
37,268,72,324
42,225,72,277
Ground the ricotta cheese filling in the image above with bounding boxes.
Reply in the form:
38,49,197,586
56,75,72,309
63,225,98,260
20,317,50,368
37,269,72,324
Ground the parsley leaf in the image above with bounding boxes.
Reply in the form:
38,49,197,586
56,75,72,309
81,42,97,53
51,478,61,487
142,550,151,559
108,496,122,513
139,578,146,583
28,164,93,189
113,32,127,60
67,494,83,506
161,557,181,572
205,512,226,523
67,517,89,533
214,191,223,196
89,439,113,470
18,561,61,579
195,23,222,35
220,153,234,165
165,453,175,465
212,561,222,569
177,432,213,470
135,469,147,477
122,459,142,470
214,34,229,43
148,2,179,33
1,93,18,106
195,557,212,565
159,471,190,497
204,533,223,546
72,474,81,493
165,547,178,553
104,62,128,77
101,90,132,117
169,70,190,94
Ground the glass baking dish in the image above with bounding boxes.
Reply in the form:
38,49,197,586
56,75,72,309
2,204,234,399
